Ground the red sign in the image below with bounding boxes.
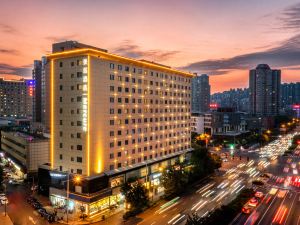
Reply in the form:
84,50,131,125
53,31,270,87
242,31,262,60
210,103,218,109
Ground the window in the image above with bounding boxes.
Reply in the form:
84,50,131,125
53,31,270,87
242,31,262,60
59,154,63,160
77,72,82,78
77,157,82,163
77,121,82,126
125,66,129,72
110,109,114,114
77,169,82,174
110,120,114,125
77,133,81,138
110,165,114,170
59,62,63,67
110,63,114,69
59,143,63,148
118,65,122,70
59,74,63,79
110,74,115,80
117,152,121,157
59,85,63,91
110,86,114,92
77,96,82,102
110,97,114,103
110,131,114,136
110,142,114,148
110,153,114,159
77,145,82,150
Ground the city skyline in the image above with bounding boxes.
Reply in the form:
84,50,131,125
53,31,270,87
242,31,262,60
0,0,300,93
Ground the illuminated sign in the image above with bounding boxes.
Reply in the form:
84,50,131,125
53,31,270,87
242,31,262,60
209,103,218,109
26,79,35,97
292,104,300,110
82,58,88,132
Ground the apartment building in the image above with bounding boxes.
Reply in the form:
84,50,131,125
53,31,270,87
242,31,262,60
41,41,193,216
0,78,34,118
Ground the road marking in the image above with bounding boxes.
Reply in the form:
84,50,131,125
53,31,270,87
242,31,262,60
28,216,36,224
283,192,297,225
257,193,277,225
168,214,181,224
172,214,185,224
162,214,167,218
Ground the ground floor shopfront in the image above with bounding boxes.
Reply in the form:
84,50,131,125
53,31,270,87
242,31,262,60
41,149,192,220
49,192,124,217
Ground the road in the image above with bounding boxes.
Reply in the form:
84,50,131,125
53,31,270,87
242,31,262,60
112,132,298,225
232,132,300,225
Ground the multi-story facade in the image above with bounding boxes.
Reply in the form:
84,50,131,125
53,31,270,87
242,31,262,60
41,41,193,216
211,88,249,112
203,108,247,135
191,113,204,134
281,82,300,110
249,64,281,116
191,74,210,113
32,60,42,123
0,78,34,118
1,131,49,175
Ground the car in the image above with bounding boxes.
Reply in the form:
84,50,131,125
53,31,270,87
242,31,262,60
38,208,47,217
33,202,43,209
248,197,259,207
255,191,264,198
242,205,252,214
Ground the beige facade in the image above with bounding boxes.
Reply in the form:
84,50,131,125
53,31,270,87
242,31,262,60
47,48,193,176
0,131,49,173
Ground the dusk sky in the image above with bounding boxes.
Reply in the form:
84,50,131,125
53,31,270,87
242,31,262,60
0,0,300,93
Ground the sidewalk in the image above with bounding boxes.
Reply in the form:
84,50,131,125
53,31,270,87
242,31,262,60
0,210,13,225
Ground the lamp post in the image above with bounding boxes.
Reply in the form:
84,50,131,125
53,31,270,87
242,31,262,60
65,172,81,224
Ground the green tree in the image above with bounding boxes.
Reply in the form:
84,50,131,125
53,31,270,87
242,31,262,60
121,180,149,212
0,167,3,191
161,163,188,199
190,144,221,180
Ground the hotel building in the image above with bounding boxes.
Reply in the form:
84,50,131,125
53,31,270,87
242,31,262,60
40,41,193,217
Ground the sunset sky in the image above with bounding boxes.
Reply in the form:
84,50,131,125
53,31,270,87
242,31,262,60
0,0,300,93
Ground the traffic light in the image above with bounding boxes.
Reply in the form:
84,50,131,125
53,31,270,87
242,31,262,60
229,144,235,150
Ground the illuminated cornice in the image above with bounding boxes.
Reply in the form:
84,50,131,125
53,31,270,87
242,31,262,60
46,48,194,78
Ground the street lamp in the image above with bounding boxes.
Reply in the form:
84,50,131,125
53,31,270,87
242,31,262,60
65,173,82,224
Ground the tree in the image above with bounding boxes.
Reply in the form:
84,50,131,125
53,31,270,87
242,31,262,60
0,166,3,190
0,167,3,185
190,144,221,180
121,180,149,212
160,162,188,198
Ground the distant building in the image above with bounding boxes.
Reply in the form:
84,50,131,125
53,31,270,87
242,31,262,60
211,88,249,112
281,82,300,110
199,108,247,136
1,131,49,175
0,78,34,118
32,60,42,123
191,113,204,134
249,64,281,116
191,74,210,113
